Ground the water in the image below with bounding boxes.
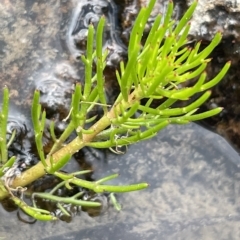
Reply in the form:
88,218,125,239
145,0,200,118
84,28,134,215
1,1,240,239
1,123,240,239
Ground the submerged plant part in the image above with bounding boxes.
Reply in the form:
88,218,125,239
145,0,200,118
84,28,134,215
0,0,230,221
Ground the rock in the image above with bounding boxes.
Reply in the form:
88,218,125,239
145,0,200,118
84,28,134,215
67,0,127,66
188,0,240,63
185,0,240,151
1,123,240,239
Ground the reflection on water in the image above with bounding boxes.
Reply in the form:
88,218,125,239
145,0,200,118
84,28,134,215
0,0,73,108
1,123,240,239
67,0,126,66
1,0,240,240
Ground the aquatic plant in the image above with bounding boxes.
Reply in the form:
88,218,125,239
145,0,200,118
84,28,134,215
0,0,230,221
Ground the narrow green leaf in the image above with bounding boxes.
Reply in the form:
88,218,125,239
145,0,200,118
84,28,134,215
174,47,191,64
96,173,119,184
84,24,94,96
201,61,231,90
113,102,140,124
172,22,191,54
0,156,16,177
182,107,223,121
170,71,207,99
96,16,107,112
71,83,82,129
121,43,141,100
192,32,222,63
163,0,174,29
174,0,198,35
128,8,146,55
0,87,9,163
47,154,71,174
31,90,41,133
186,40,202,63
143,14,162,50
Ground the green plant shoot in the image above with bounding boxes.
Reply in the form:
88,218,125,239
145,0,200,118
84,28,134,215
0,0,231,221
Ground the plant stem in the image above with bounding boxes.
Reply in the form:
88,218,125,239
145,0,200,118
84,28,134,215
0,108,117,200
0,91,138,200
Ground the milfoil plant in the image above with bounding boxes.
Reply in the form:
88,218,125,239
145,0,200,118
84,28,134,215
0,0,230,221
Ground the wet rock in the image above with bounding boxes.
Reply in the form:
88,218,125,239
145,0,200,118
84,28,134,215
188,0,240,63
67,0,127,67
2,123,240,239
35,61,79,120
3,106,38,182
183,0,240,151
0,0,71,108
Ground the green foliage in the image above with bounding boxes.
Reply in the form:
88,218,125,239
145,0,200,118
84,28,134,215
0,0,230,221
0,87,9,163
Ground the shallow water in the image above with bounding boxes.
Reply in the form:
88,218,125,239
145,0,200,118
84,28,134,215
0,0,73,105
1,1,240,240
1,123,240,239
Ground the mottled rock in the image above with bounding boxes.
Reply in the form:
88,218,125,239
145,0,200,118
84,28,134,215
189,0,240,62
186,0,240,150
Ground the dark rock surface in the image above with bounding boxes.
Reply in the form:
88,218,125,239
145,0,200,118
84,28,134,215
1,123,240,239
119,0,240,151
187,0,240,152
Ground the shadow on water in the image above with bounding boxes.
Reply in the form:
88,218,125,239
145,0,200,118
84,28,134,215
1,0,240,240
